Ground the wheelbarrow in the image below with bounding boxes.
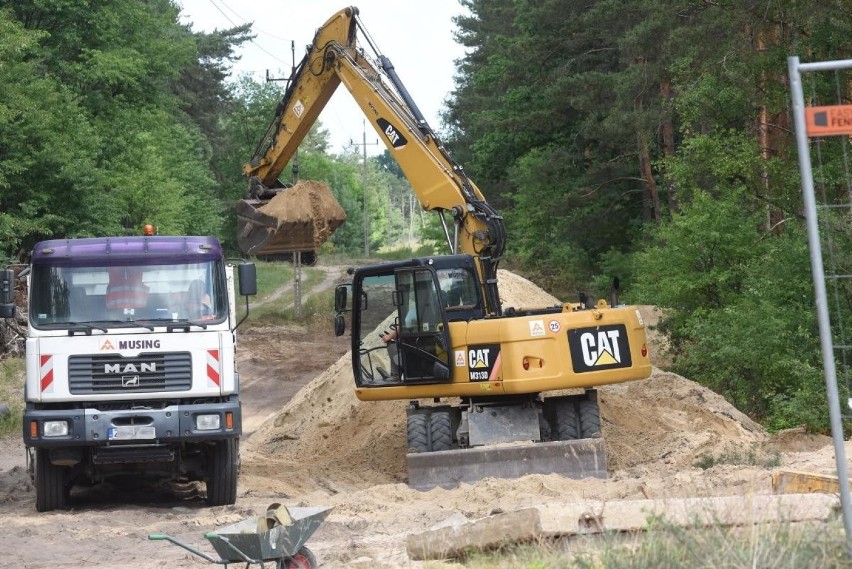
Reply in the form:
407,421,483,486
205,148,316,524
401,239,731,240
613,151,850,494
149,506,331,568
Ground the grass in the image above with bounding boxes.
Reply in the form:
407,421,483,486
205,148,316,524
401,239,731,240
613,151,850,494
236,260,332,323
693,442,782,470
457,517,852,569
0,357,24,437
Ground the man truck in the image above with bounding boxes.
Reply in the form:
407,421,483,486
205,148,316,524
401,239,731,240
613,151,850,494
0,235,256,511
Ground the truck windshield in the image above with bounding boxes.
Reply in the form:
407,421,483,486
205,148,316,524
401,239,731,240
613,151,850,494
29,260,227,329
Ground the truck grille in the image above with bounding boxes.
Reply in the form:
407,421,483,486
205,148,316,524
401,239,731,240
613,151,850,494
69,352,192,394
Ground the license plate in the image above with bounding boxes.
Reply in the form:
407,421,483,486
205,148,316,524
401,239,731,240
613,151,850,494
108,426,156,440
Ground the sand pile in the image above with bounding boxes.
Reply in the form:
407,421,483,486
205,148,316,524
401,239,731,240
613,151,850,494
243,269,773,498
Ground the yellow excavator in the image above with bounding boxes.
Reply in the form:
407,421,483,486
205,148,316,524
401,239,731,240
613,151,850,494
237,7,652,489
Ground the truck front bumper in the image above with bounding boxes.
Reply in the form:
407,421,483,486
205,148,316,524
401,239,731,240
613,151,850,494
23,400,241,448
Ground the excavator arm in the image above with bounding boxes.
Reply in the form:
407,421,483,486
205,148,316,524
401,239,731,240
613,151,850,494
239,6,505,314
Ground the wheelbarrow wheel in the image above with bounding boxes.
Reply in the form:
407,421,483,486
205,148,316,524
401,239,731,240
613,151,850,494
281,546,317,569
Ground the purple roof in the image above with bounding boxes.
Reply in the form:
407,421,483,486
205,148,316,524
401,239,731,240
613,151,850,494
32,236,224,265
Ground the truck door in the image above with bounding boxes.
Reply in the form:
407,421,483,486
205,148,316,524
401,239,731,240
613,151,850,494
394,267,451,384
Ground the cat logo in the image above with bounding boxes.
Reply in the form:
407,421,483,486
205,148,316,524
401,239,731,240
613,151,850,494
467,344,500,382
100,339,115,351
568,325,631,372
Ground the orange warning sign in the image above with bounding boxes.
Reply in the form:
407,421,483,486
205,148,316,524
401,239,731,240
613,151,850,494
806,105,852,137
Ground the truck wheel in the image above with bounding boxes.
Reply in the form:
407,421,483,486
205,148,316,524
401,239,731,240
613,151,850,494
429,411,453,451
407,413,429,453
579,399,602,438
206,439,238,506
281,546,317,569
35,448,68,512
553,400,580,441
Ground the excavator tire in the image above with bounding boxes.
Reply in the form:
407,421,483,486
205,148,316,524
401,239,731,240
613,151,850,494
579,399,602,438
553,399,580,441
429,411,453,451
407,413,430,453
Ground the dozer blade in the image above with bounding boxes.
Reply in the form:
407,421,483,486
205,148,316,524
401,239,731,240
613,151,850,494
236,180,346,257
407,438,607,491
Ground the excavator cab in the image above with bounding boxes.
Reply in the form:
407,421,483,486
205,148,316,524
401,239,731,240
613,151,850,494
338,256,484,388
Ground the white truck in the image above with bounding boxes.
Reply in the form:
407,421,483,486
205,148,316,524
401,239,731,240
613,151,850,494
0,235,256,511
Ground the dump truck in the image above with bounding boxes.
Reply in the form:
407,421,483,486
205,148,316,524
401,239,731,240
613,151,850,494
238,7,653,489
0,236,257,510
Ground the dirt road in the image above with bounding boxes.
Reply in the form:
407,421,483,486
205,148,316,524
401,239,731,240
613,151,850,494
0,268,842,568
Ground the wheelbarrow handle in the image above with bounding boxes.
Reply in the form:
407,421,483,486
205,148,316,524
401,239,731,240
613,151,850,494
147,533,222,564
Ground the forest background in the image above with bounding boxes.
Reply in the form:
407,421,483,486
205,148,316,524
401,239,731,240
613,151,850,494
1,0,851,434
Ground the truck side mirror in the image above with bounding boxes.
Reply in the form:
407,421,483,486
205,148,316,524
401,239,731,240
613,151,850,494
334,284,349,312
0,269,14,318
238,263,257,296
334,314,345,336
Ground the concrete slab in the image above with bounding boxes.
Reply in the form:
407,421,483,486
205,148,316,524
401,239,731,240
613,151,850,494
406,493,840,560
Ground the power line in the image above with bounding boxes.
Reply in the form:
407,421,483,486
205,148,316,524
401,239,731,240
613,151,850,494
206,0,291,66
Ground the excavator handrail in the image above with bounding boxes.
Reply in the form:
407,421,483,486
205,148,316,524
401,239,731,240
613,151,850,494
241,6,505,315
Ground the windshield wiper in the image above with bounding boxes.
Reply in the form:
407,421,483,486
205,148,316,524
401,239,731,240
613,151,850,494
65,321,109,335
83,319,155,331
138,317,208,331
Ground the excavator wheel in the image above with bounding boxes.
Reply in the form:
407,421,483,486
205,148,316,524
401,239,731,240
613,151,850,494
407,413,430,453
429,411,453,451
579,399,602,438
553,400,580,441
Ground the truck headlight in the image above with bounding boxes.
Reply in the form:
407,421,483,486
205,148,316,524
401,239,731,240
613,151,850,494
195,414,221,431
43,420,69,437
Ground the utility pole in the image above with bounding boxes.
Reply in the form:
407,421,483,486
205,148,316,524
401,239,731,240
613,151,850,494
352,120,378,256
267,41,303,318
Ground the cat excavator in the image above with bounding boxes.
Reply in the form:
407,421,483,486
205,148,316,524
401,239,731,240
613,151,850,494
237,7,653,489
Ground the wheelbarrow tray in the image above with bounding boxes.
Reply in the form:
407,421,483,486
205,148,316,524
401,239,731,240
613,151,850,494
206,506,331,562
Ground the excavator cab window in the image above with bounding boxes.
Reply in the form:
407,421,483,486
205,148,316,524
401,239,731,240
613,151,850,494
353,268,451,386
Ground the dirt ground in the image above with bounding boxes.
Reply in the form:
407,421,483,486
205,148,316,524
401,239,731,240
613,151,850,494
0,268,844,568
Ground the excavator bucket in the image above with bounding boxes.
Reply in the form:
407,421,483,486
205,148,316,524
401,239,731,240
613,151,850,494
236,180,346,260
407,438,607,491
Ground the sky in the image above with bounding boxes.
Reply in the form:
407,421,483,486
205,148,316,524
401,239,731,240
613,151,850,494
177,1,468,156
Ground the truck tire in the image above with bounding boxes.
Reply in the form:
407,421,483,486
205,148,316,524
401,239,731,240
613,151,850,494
35,448,68,512
579,399,602,438
554,400,580,441
282,546,317,569
206,439,238,506
407,413,429,453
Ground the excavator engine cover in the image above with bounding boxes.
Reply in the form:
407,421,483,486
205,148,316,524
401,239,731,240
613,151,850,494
237,180,346,258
